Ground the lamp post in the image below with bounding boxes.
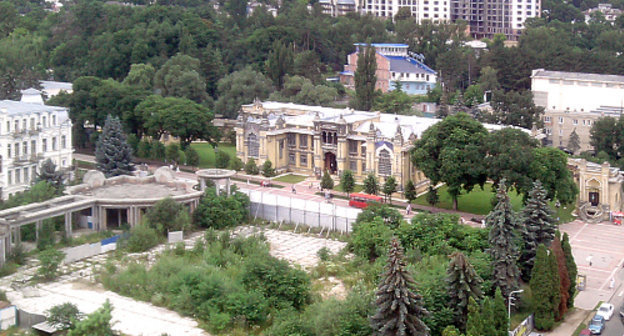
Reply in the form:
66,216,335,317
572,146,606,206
508,289,524,330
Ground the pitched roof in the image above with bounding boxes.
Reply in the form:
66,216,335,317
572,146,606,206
532,69,624,84
385,56,436,74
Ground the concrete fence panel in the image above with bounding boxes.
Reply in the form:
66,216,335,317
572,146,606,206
168,231,183,244
63,242,102,264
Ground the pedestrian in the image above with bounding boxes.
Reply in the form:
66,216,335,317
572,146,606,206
309,182,313,189
405,203,411,215
481,219,486,229
292,185,296,194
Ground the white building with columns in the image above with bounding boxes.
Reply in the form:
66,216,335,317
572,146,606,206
0,89,73,199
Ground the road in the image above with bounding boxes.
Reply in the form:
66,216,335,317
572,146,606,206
604,271,624,336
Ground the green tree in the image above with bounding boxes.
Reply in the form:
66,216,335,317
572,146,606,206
340,170,355,195
269,76,338,106
530,244,560,331
229,157,244,171
412,113,488,210
529,147,578,205
374,82,414,115
352,43,377,111
486,89,544,129
463,84,484,107
561,232,577,308
567,128,581,155
95,115,134,177
261,160,275,177
478,66,500,92
479,297,496,336
485,128,538,195
382,176,397,203
144,197,190,235
245,158,259,175
154,53,208,104
46,302,83,331
520,180,556,281
321,170,334,190
356,203,404,229
215,150,231,169
370,238,430,335
37,221,56,251
0,33,44,100
149,141,165,160
36,159,65,193
550,233,570,321
122,63,155,91
165,143,181,163
193,189,250,229
485,180,520,299
441,325,463,336
394,6,413,21
465,297,482,336
404,180,417,203
67,300,116,336
446,251,483,330
350,216,394,260
265,41,294,90
215,67,274,119
185,146,200,166
123,224,161,253
37,248,65,281
589,116,619,160
364,173,379,195
136,140,151,158
426,186,439,206
293,51,324,84
492,288,509,336
0,2,17,38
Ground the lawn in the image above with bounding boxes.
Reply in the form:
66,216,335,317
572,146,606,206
273,174,308,184
333,183,364,193
190,142,236,168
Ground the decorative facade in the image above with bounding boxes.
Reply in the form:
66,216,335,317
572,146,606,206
568,158,624,222
235,100,518,193
0,89,73,199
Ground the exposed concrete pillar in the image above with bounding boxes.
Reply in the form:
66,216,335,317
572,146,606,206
199,178,206,191
35,220,42,242
15,226,20,245
0,238,5,267
117,209,122,227
64,212,72,238
92,206,99,231
226,178,231,196
100,207,107,231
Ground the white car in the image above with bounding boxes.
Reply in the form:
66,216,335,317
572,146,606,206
596,303,615,321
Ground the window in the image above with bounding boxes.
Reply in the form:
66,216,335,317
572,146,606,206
14,120,18,132
7,170,11,185
558,117,563,124
5,121,9,132
15,169,20,184
544,116,551,122
247,133,259,158
299,134,308,148
279,139,284,159
582,120,586,125
361,161,366,173
378,149,392,176
287,133,296,147
30,118,35,130
588,120,592,126
31,140,36,155
349,140,358,154
350,160,357,171
52,115,56,126
61,135,67,149
22,141,27,155
573,119,578,125
42,139,47,152
289,153,296,165
559,129,563,136
52,137,57,151
24,167,28,183
7,146,10,158
300,154,308,167
42,116,47,127
22,119,26,130
14,144,19,158
361,144,366,157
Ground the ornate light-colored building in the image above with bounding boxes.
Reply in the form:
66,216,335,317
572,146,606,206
235,100,515,193
0,89,73,199
568,158,624,222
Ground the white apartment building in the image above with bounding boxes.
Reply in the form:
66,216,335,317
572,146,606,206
0,89,73,199
359,0,450,22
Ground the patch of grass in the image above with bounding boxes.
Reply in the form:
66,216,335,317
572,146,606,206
190,143,236,168
333,183,364,193
231,177,285,188
573,322,588,336
415,183,522,215
553,202,576,223
75,159,95,169
273,174,308,184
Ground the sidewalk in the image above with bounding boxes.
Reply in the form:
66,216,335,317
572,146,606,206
541,309,591,336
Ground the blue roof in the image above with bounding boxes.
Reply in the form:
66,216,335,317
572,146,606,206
354,43,409,48
384,55,436,74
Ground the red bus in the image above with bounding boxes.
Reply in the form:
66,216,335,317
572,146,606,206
349,193,383,209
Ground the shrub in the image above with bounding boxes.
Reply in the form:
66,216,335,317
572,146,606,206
244,158,259,175
215,150,231,168
193,189,250,229
185,146,200,166
127,134,139,153
165,143,181,163
349,217,393,261
137,140,151,158
37,220,56,251
229,157,244,171
356,203,404,229
317,247,332,262
46,302,83,330
261,160,275,177
178,150,186,165
150,141,166,160
37,248,65,280
124,225,161,252
320,170,334,189
144,197,191,235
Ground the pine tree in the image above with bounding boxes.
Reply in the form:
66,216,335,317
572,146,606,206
492,288,509,336
265,40,294,90
530,244,560,331
562,232,577,308
371,238,429,336
567,128,580,155
550,233,570,321
36,158,64,193
95,115,134,177
364,172,379,195
353,43,377,111
465,297,482,336
486,180,520,299
479,297,496,336
383,176,397,203
446,251,483,330
340,170,355,195
520,180,556,281
321,170,334,190
404,180,417,203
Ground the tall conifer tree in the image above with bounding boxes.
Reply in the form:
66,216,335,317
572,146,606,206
353,43,377,111
492,288,509,336
551,233,570,320
371,238,429,336
95,115,134,177
446,251,483,330
562,232,577,308
530,244,560,331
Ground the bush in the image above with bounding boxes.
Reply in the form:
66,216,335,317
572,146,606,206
150,141,166,160
320,170,334,190
356,203,404,229
124,225,161,252
127,134,139,154
185,146,200,166
193,189,250,229
137,140,151,158
165,143,181,163
37,248,65,281
349,217,393,261
245,158,259,175
144,197,191,235
261,160,275,177
215,150,231,169
178,150,186,165
37,221,56,250
229,157,244,171
46,302,83,330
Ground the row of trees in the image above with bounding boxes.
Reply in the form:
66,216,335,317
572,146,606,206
412,113,578,210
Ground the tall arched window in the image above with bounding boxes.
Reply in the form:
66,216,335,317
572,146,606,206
378,149,392,176
247,133,259,158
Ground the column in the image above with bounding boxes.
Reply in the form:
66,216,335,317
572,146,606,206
35,220,42,241
226,178,231,196
199,178,206,191
64,212,72,238
15,226,21,244
100,207,107,231
91,206,99,231
117,209,122,227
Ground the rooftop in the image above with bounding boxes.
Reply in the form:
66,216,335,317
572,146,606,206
0,99,67,116
532,69,624,84
354,43,409,48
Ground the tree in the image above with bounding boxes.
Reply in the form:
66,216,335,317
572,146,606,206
215,150,231,169
245,158,259,175
529,147,578,205
144,197,190,235
95,115,134,177
265,41,294,90
465,297,482,336
485,180,520,299
492,288,508,336
463,84,484,107
165,143,180,163
405,180,417,203
67,300,116,336
394,6,413,21
350,216,394,260
214,67,274,119
0,33,44,100
370,238,430,336
340,170,355,195
321,170,334,190
561,233,577,308
149,141,165,160
530,244,560,331
478,297,496,336
382,176,397,203
154,53,208,104
229,157,244,171
193,189,250,229
262,160,275,177
374,82,414,115
412,113,488,210
446,251,483,330
589,116,619,160
486,90,544,129
567,128,581,155
46,302,83,331
185,146,200,166
37,248,65,281
36,159,65,193
364,173,379,195
356,203,404,229
520,180,556,281
550,233,570,321
478,66,500,92
441,326,462,336
270,76,338,106
352,43,377,111
122,63,155,91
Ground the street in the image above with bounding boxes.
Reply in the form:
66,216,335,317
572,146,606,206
603,273,624,336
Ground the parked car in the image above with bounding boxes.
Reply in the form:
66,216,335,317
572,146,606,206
589,315,606,335
596,303,615,320
619,302,624,321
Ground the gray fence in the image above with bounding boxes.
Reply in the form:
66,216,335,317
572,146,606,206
241,189,360,233
17,308,45,328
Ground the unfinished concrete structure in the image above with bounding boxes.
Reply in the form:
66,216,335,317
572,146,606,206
0,167,203,265
196,168,236,196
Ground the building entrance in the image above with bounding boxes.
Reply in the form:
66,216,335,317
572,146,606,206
589,192,600,206
324,152,337,174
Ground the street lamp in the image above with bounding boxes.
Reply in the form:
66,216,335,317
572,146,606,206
508,289,524,330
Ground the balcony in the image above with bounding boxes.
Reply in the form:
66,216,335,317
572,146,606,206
12,153,43,165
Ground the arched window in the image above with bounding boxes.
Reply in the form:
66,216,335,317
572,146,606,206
247,133,259,158
378,149,392,176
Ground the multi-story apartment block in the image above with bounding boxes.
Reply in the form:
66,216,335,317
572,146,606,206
340,43,437,95
358,0,450,22
532,69,624,153
0,89,73,199
451,0,540,39
318,0,358,16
